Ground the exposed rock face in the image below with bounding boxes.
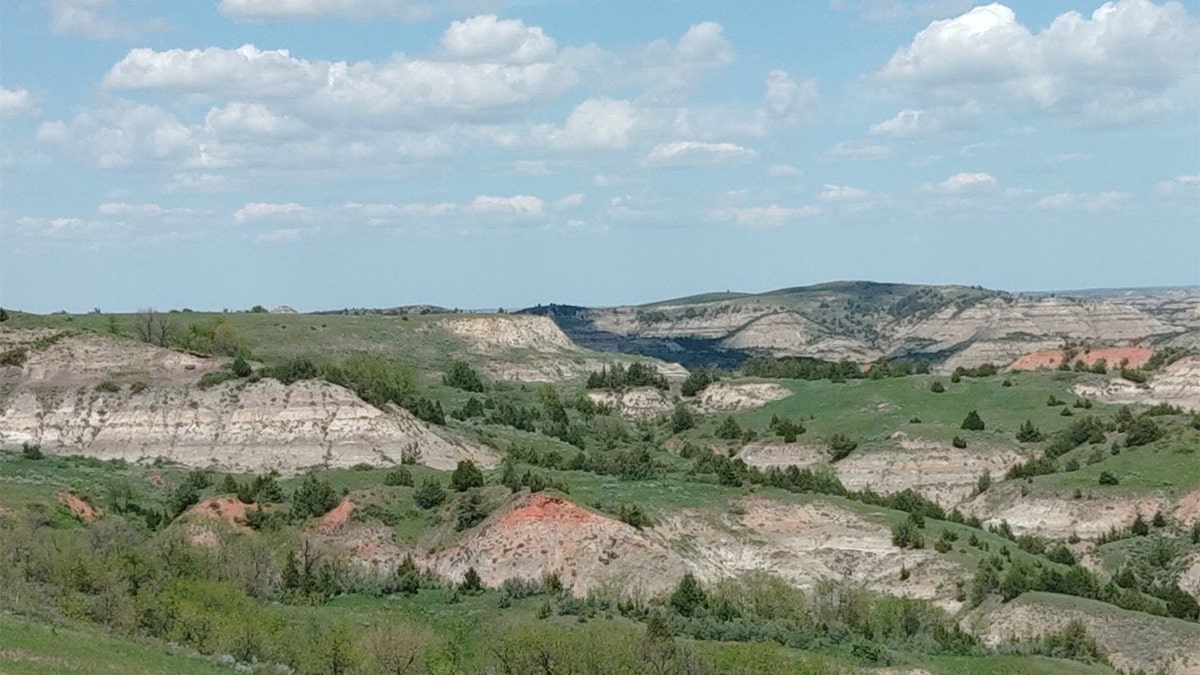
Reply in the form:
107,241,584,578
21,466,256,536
736,435,1025,509
973,594,1200,675
0,331,495,472
695,382,792,412
525,283,1196,370
424,494,967,608
441,315,574,352
959,482,1173,540
1073,356,1200,412
585,387,672,420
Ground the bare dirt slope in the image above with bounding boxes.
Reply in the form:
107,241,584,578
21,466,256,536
971,592,1200,674
736,434,1024,510
585,387,672,420
420,493,969,609
695,382,792,412
1073,356,1200,412
0,331,496,472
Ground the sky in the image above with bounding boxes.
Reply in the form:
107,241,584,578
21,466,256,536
1,0,1198,313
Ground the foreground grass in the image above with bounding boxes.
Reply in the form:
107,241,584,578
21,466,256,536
0,613,236,675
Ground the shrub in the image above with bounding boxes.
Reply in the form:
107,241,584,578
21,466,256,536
384,467,413,487
952,436,967,449
617,503,653,529
828,434,858,461
1098,471,1119,486
291,473,340,519
671,404,695,433
443,360,485,392
1016,420,1044,443
960,410,985,431
1124,418,1163,447
714,416,742,441
669,573,707,617
680,369,717,397
460,567,483,594
450,460,484,492
413,478,446,510
96,379,121,393
455,490,489,531
892,516,925,549
976,470,991,493
21,442,43,460
930,381,945,393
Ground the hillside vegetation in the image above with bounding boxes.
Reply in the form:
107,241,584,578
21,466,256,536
1,290,1198,674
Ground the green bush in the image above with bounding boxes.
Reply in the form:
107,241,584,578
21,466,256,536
929,381,945,393
385,467,413,487
828,434,858,461
443,360,485,392
960,410,985,431
291,473,340,519
450,460,485,492
414,478,446,509
1098,471,1119,486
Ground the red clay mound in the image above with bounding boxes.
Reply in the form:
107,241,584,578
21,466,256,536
1078,348,1153,369
316,498,355,534
189,496,252,531
1010,347,1153,371
1010,350,1064,371
57,492,98,521
498,494,604,527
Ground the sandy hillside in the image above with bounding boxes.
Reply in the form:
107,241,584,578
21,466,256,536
0,330,496,472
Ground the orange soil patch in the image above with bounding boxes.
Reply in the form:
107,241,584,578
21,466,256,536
1010,347,1153,371
498,494,602,527
1010,351,1064,371
316,499,355,534
1079,348,1153,369
56,492,98,521
188,496,252,530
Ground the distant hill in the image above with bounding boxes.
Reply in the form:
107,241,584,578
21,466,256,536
311,304,452,316
522,282,1199,371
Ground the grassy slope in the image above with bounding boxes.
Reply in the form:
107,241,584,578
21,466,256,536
0,614,236,675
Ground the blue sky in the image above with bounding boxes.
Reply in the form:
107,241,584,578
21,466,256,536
1,0,1197,313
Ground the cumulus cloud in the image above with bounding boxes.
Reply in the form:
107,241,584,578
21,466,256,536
1036,191,1129,211
870,108,925,137
818,184,871,201
762,70,818,122
644,140,757,166
0,87,36,118
442,15,556,64
877,1,1200,125
639,22,735,101
541,98,638,150
219,0,428,21
768,164,801,177
204,103,308,139
719,204,820,228
939,172,996,192
467,195,544,216
103,42,578,127
36,101,201,169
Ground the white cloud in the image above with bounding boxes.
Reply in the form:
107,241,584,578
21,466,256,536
204,103,307,138
47,0,169,40
939,172,996,192
644,140,757,166
219,0,428,21
762,70,818,122
1035,191,1129,211
638,22,735,101
878,1,1200,125
818,184,870,201
870,108,924,137
720,204,820,228
556,193,585,209
768,164,801,177
103,43,579,127
827,142,891,160
0,87,36,118
542,98,638,150
36,101,201,169
1156,174,1200,195
234,202,311,222
442,15,556,64
467,195,544,216
98,202,162,216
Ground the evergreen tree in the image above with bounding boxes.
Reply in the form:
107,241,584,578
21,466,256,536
291,473,340,519
450,460,485,492
715,416,742,440
669,573,708,617
1016,419,1044,443
413,478,447,510
960,410,986,431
